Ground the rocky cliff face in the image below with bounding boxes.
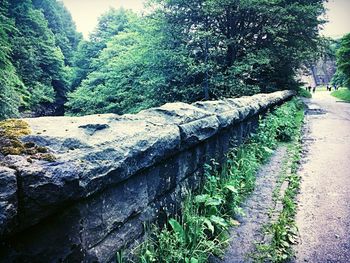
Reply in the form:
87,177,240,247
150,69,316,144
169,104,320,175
0,91,295,262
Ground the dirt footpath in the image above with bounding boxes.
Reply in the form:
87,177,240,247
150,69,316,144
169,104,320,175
294,91,350,262
210,147,288,263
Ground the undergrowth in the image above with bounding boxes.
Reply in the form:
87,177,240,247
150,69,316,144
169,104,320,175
117,98,304,263
253,103,304,262
331,88,350,102
297,88,312,98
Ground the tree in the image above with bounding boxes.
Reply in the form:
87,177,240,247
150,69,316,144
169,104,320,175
149,0,325,98
67,0,326,116
9,0,68,114
67,15,197,115
0,0,24,120
335,33,350,88
71,8,136,89
32,0,82,66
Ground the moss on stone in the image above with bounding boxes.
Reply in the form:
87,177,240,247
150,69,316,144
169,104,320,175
0,119,31,156
0,119,31,138
40,153,56,162
0,119,56,162
36,146,48,153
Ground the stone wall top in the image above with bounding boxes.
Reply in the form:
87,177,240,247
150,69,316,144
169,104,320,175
0,90,295,237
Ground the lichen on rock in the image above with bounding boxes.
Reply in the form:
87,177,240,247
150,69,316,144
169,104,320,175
0,119,56,162
0,119,31,155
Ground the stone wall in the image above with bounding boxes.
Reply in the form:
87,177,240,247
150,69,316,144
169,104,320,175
0,91,295,262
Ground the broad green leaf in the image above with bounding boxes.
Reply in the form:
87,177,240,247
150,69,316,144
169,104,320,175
203,218,214,234
169,218,185,242
205,197,223,206
210,215,228,229
194,194,209,203
225,185,238,194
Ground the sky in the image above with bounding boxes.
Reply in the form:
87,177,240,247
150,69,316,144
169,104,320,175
322,0,350,39
61,0,350,39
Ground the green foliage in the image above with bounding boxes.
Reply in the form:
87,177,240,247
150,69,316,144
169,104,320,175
335,33,350,88
0,0,82,119
297,88,312,98
67,15,199,115
67,0,325,116
9,0,69,110
0,0,24,120
331,70,347,87
71,8,136,90
331,88,350,102
253,111,303,262
32,0,82,66
0,0,326,118
134,99,303,262
116,251,126,263
154,0,325,95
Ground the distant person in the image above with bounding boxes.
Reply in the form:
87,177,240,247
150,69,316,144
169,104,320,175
329,86,332,91
326,85,329,91
312,86,316,93
308,86,311,92
334,84,337,91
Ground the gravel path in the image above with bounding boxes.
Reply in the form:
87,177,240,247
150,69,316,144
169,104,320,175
211,146,288,263
294,91,350,262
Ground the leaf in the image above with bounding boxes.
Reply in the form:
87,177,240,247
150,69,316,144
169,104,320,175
205,197,223,206
229,219,240,227
208,206,218,216
194,194,209,203
225,185,238,194
210,215,228,229
190,258,199,263
169,218,185,242
263,146,274,154
281,240,290,248
204,218,214,234
234,207,245,216
288,235,298,244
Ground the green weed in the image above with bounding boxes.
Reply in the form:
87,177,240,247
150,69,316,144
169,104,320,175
253,103,304,262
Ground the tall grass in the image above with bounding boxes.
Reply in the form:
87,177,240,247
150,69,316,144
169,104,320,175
331,88,350,102
126,99,304,263
253,103,304,262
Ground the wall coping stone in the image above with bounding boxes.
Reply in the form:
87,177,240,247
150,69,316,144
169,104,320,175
0,90,295,236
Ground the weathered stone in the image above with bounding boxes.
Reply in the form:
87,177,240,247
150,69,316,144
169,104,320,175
138,102,221,148
5,114,181,229
88,216,144,263
0,166,17,236
0,91,295,262
225,96,260,119
80,173,149,250
192,100,240,128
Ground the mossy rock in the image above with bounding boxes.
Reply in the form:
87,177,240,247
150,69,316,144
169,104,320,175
0,119,55,162
0,120,31,156
0,119,31,138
